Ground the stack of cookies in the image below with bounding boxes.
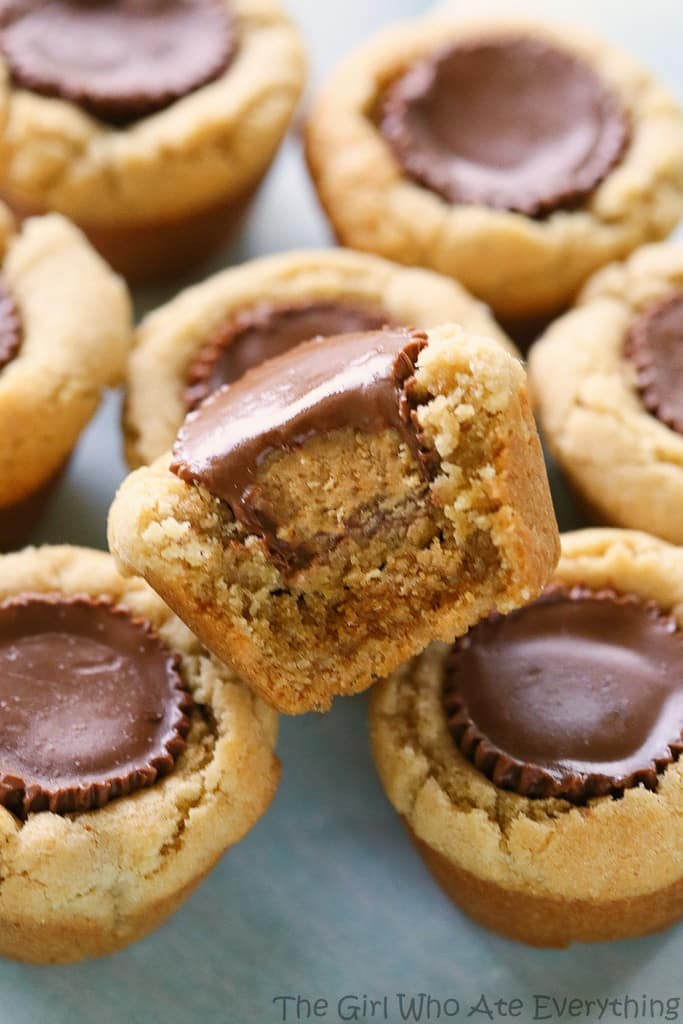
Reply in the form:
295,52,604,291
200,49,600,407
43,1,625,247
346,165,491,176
0,0,681,963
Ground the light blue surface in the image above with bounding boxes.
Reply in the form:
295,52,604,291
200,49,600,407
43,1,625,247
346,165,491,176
11,1,683,1021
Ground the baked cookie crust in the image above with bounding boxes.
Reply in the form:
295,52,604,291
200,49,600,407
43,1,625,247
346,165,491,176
370,529,683,946
529,241,683,544
0,213,130,519
124,247,517,468
0,545,279,963
109,324,558,714
305,16,683,321
0,0,306,279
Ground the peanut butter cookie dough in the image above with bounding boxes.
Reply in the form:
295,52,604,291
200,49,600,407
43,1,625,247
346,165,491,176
0,0,306,281
124,248,517,468
0,212,130,549
0,545,279,963
529,241,683,544
109,323,558,714
305,16,683,323
370,529,683,947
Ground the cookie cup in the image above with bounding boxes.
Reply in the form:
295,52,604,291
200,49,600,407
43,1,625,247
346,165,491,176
305,16,683,323
0,545,279,963
529,242,683,544
124,247,516,468
370,529,683,947
0,0,306,282
110,326,558,713
0,213,130,548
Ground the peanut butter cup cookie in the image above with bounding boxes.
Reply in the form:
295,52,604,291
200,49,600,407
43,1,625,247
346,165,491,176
371,529,683,947
109,323,558,714
0,0,305,281
124,248,516,468
306,17,683,323
0,213,130,549
0,545,279,963
530,241,683,544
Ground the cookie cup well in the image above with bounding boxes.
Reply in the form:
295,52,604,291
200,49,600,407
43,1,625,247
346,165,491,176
370,529,683,947
0,545,279,963
305,17,683,322
0,0,306,281
124,247,516,468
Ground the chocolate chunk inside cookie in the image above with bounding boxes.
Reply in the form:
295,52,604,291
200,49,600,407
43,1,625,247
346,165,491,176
185,300,391,409
626,291,683,435
380,36,629,216
443,586,683,802
0,0,236,125
0,596,191,818
0,274,22,371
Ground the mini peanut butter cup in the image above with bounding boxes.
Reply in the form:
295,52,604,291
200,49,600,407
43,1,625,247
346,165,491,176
0,274,21,371
626,291,683,435
443,585,683,803
0,595,192,818
380,36,629,216
0,0,236,126
173,325,434,532
185,300,392,410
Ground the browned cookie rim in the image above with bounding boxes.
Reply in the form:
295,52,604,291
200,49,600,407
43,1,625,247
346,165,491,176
443,584,683,803
0,594,192,820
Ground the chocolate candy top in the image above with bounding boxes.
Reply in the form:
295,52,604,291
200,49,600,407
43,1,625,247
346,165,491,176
0,596,192,818
381,36,628,216
443,586,683,803
172,327,430,533
0,275,22,371
0,0,236,125
627,291,683,436
185,300,391,409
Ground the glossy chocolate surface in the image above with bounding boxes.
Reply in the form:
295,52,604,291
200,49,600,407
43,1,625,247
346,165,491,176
0,0,235,125
172,327,428,533
627,291,683,435
185,300,391,408
0,596,191,817
381,36,628,216
0,274,22,371
444,586,683,801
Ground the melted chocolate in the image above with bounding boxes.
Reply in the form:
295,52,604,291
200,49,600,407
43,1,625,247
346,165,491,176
0,274,21,371
0,0,236,125
381,36,628,216
0,596,191,818
443,586,683,802
626,291,683,435
185,300,391,409
172,327,430,542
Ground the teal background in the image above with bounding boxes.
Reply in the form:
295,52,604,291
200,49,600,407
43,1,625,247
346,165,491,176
4,1,682,1021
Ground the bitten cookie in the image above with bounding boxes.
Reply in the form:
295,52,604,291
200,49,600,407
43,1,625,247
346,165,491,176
0,212,130,549
124,247,517,468
0,545,279,963
529,241,683,544
371,529,683,947
0,0,305,281
305,16,683,324
109,323,559,714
